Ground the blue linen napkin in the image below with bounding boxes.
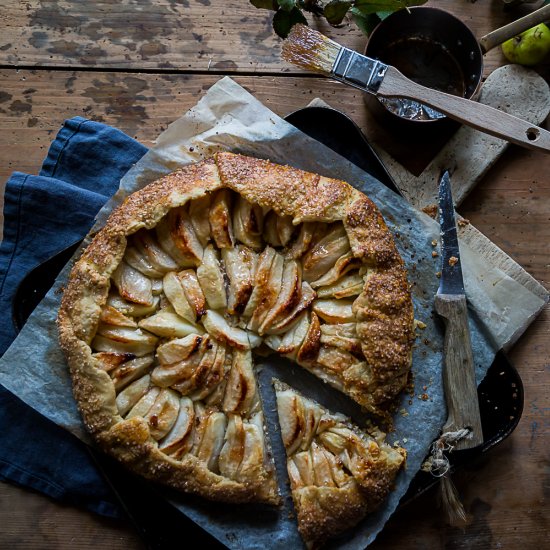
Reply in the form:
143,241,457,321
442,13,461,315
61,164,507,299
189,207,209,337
0,116,147,517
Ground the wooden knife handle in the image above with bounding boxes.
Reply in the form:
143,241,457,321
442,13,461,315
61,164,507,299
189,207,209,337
434,294,484,450
378,66,550,153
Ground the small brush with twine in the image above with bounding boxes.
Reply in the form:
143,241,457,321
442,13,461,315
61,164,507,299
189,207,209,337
421,428,472,526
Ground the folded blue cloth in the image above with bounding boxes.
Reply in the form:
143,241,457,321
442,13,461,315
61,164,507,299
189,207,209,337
0,117,147,517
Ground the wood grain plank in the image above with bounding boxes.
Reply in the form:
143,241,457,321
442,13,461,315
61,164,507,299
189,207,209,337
0,0,519,76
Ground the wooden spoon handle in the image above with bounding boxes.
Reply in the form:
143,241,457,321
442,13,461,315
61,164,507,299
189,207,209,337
378,66,550,153
478,4,550,54
434,294,484,450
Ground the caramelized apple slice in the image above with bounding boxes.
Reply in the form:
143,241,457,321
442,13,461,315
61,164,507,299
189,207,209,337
310,252,361,289
133,229,179,273
312,299,355,324
115,374,151,416
277,215,295,247
156,334,203,365
320,323,362,355
237,413,268,482
110,355,155,391
162,271,196,322
268,282,316,335
286,222,317,260
218,414,246,480
189,344,227,401
196,412,228,472
264,311,309,359
222,245,257,315
263,210,282,247
138,309,200,338
107,292,159,317
141,388,181,440
156,207,204,267
177,270,207,321
233,195,263,250
93,352,135,373
152,337,207,387
126,386,160,419
172,339,218,395
99,306,137,328
222,349,257,416
247,252,284,332
188,195,212,247
242,246,276,320
260,258,300,334
296,311,321,364
203,310,262,350
315,271,364,299
124,246,165,278
93,327,158,357
112,261,154,306
196,245,227,310
302,224,350,282
209,189,234,248
158,396,195,458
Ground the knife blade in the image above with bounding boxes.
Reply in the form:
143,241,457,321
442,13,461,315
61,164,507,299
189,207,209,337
434,171,484,450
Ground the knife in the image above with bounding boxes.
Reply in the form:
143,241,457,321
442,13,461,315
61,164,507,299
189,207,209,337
434,171,484,450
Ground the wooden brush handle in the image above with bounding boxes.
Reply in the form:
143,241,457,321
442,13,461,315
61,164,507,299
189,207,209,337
378,66,550,153
478,4,550,54
435,294,484,450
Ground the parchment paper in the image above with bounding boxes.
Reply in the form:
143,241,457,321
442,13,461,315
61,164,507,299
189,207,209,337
0,77,546,549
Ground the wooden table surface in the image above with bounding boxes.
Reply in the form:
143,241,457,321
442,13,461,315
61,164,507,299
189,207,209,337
1,1,549,548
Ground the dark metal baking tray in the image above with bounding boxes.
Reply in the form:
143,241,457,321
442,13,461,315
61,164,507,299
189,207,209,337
12,106,524,548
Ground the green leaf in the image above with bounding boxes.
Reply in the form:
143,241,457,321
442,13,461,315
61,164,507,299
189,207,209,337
273,7,308,38
324,0,352,25
250,0,278,10
277,0,297,12
350,8,381,36
353,0,427,16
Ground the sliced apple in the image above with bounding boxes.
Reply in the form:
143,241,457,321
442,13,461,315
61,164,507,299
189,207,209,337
203,310,262,349
286,222,318,260
312,299,355,324
275,386,306,456
268,282,316,335
115,374,151,416
209,189,234,249
189,343,227,401
196,244,227,310
188,195,212,247
277,214,296,247
158,396,195,458
133,229,179,273
93,352,135,373
110,355,155,391
138,310,201,338
112,261,154,306
172,339,218,395
195,412,228,472
152,337,207,387
296,311,321,364
320,324,362,356
260,258,300,334
242,246,276,319
263,210,282,247
162,271,196,322
93,327,158,356
99,306,137,328
310,252,362,289
310,441,336,487
156,333,203,365
218,414,246,480
106,292,159,317
315,271,364,299
316,345,360,375
237,413,266,482
126,386,161,420
233,195,264,250
247,252,284,332
177,270,207,321
124,246,165,278
292,450,315,487
222,245,257,315
222,348,257,416
265,311,309,359
302,224,351,282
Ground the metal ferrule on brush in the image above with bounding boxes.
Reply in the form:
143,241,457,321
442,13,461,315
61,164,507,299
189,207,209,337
331,48,388,93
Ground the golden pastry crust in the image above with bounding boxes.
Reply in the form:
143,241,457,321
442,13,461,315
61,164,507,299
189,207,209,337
58,152,414,508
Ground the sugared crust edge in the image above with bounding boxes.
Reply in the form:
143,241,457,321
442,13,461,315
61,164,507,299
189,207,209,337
58,152,414,506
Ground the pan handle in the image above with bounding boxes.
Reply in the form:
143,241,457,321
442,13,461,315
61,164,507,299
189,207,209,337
478,3,550,54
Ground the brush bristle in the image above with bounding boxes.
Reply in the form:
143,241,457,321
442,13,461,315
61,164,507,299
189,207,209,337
282,24,342,75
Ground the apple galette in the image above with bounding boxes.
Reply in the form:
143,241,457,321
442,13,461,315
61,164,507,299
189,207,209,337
275,381,406,547
58,153,413,514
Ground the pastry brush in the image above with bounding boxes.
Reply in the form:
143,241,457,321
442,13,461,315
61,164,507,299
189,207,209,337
282,24,550,153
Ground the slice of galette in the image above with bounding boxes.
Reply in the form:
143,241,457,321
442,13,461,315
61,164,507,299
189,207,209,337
274,381,406,548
